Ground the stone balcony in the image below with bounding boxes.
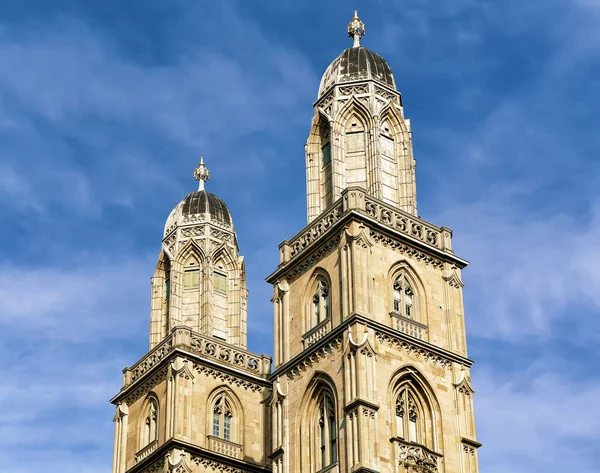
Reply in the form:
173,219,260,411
302,318,332,349
122,326,271,387
208,436,243,459
389,312,428,341
393,438,442,473
135,440,158,463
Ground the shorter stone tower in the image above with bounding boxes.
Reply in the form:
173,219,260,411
111,160,272,473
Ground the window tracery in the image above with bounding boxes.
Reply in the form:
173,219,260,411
141,396,159,448
311,278,330,328
211,394,234,442
393,274,414,319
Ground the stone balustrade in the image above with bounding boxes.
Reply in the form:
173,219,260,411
135,440,158,463
395,439,441,473
364,196,443,250
389,312,428,340
123,327,271,387
208,436,243,459
279,188,451,265
302,319,331,348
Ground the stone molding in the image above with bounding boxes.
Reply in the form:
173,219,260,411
270,314,472,382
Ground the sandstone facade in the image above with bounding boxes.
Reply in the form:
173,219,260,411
110,12,481,473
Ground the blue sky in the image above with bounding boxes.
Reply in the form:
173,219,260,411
0,0,599,471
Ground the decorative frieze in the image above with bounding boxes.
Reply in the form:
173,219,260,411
375,332,451,369
284,236,341,282
370,231,444,270
190,455,245,473
285,336,343,379
124,366,169,406
338,84,369,96
193,364,264,393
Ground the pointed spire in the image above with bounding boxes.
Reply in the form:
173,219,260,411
193,157,210,191
348,10,365,48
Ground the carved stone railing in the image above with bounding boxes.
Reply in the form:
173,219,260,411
390,312,428,341
208,436,243,459
127,336,174,385
123,327,271,387
302,319,331,349
394,439,442,473
189,332,270,376
364,196,443,249
278,188,452,266
135,440,158,463
288,203,343,259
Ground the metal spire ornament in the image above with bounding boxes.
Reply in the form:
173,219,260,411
193,157,210,191
348,10,365,48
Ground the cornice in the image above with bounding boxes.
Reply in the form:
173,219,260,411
266,194,468,284
126,438,271,473
111,347,271,405
269,313,473,381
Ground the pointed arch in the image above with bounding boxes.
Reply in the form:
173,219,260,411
206,386,244,446
211,244,239,342
337,97,374,196
303,268,333,332
139,392,160,450
388,366,443,453
388,260,428,327
306,111,334,220
297,372,340,473
378,104,417,214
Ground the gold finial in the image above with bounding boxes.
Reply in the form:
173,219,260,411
193,157,210,191
348,10,365,48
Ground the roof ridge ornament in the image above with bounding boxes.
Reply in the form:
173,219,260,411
348,10,365,48
193,157,210,191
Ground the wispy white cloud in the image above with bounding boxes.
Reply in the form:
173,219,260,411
476,361,600,473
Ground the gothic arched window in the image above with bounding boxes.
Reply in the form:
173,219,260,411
311,278,330,328
212,394,234,442
393,274,415,319
213,261,228,340
395,387,420,443
141,396,159,448
315,391,338,469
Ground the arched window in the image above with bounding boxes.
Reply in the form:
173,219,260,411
320,120,332,208
345,115,367,190
395,387,419,442
379,120,398,203
213,260,228,340
311,278,330,328
393,274,414,319
142,396,158,448
316,391,337,469
212,394,234,441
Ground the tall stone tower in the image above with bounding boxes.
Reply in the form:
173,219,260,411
267,11,481,473
110,11,481,473
110,160,272,473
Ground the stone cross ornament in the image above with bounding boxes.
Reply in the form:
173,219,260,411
348,10,365,48
194,157,210,190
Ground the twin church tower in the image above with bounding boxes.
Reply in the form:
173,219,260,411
110,12,481,473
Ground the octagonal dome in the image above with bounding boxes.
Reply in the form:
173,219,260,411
318,46,396,97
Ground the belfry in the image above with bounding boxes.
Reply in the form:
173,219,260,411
110,12,481,473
